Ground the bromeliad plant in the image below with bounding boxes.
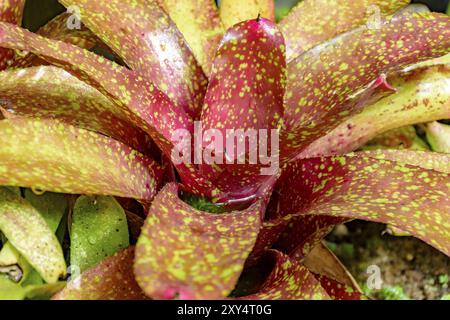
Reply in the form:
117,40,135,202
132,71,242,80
0,0,449,300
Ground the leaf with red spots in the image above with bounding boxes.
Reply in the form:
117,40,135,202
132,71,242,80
236,250,329,300
0,0,25,70
0,118,162,201
157,0,224,75
279,0,410,62
276,152,450,256
282,13,450,162
0,66,152,154
59,0,207,119
53,247,148,300
219,0,275,29
134,183,264,300
200,17,286,195
301,60,450,158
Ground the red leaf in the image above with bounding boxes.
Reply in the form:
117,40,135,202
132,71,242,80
52,247,148,300
59,0,208,119
0,0,25,70
134,183,264,299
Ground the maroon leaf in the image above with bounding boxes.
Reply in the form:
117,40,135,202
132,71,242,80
282,13,450,161
53,247,148,300
134,183,264,300
0,0,25,70
59,0,208,119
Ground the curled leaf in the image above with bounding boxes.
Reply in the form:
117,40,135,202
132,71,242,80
134,183,263,300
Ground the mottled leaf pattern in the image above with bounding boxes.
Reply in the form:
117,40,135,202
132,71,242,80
53,247,147,300
302,61,450,158
0,66,153,154
157,0,224,75
134,183,263,300
280,0,410,61
282,13,450,161
220,0,275,29
70,196,129,272
0,0,25,70
238,250,329,300
59,0,207,119
0,188,66,283
277,153,450,256
0,118,162,200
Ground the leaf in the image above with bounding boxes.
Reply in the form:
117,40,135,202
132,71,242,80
53,247,148,300
361,126,429,151
282,12,450,161
279,0,410,62
0,188,66,283
70,196,129,273
301,60,450,158
0,65,153,154
276,152,450,257
59,0,208,119
219,0,275,29
157,0,224,75
236,250,330,300
0,118,162,201
134,183,264,300
0,0,25,70
200,17,285,194
424,121,450,153
24,190,68,232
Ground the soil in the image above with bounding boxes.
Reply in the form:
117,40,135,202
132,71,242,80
325,221,450,300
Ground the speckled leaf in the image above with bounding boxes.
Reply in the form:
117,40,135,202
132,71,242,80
11,12,99,68
0,188,66,283
53,247,147,300
0,0,25,70
238,250,329,300
59,0,207,119
277,152,450,256
0,22,214,196
134,183,263,300
425,121,450,153
157,0,224,75
219,0,275,29
301,61,450,158
70,196,129,272
200,17,285,189
314,274,365,300
282,13,450,161
24,189,67,233
0,66,153,154
0,118,162,201
279,0,410,62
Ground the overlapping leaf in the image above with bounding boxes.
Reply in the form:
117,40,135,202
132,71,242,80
0,118,162,201
200,17,285,196
0,0,25,70
424,121,450,153
157,0,224,75
279,0,410,61
219,0,275,29
276,152,450,256
237,250,329,300
134,183,264,300
59,0,207,119
282,13,450,161
301,60,450,158
0,188,66,283
0,66,153,153
53,247,147,300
